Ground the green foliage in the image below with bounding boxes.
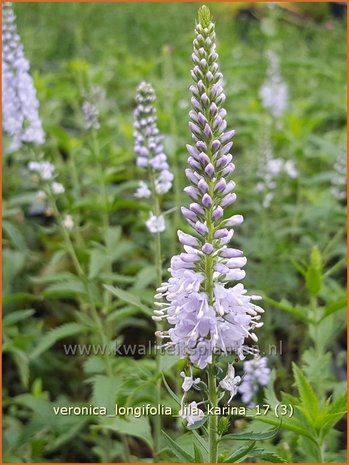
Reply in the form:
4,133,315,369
305,246,323,295
29,323,87,360
220,425,280,442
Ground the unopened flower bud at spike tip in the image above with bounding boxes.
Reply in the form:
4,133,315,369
198,5,213,28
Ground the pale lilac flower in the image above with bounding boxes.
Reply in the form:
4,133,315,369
51,182,65,195
260,50,288,118
219,364,242,403
62,214,74,231
180,370,201,392
84,85,106,104
36,190,47,201
179,401,205,426
28,161,55,181
146,214,166,234
331,148,347,200
82,100,100,130
28,160,66,201
135,181,151,199
2,2,45,150
154,7,264,371
284,160,298,179
238,356,271,406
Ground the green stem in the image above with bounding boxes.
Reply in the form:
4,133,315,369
208,365,218,463
89,131,127,461
46,184,110,366
30,146,120,461
47,186,85,279
90,131,112,317
205,152,218,462
162,47,181,257
48,187,109,356
153,191,163,462
60,138,85,250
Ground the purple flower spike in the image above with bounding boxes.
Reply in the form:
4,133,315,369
181,206,198,223
153,6,264,375
202,193,212,207
190,202,205,216
199,152,210,165
196,141,207,152
178,230,200,247
202,243,214,255
186,144,200,158
214,178,227,192
224,214,244,227
198,178,209,193
184,185,199,200
212,206,224,220
134,81,173,211
185,168,199,184
205,163,215,177
220,247,244,258
2,2,45,150
214,228,229,239
194,221,209,235
221,193,237,207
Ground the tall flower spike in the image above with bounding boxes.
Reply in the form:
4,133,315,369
238,356,271,406
330,147,347,201
259,50,288,119
2,2,45,150
133,81,173,233
82,85,105,131
82,101,100,130
153,6,264,371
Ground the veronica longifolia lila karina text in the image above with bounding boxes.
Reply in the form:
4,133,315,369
2,2,45,150
133,81,173,233
153,6,265,422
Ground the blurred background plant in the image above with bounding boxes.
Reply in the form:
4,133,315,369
2,2,346,463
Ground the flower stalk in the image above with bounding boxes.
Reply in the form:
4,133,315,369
153,5,265,455
2,2,45,150
133,81,174,460
208,365,218,462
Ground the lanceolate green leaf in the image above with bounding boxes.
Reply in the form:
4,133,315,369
292,363,320,424
3,309,35,327
220,425,279,441
103,285,152,316
254,416,317,443
193,442,204,462
318,394,347,440
320,296,347,321
251,449,287,463
162,431,195,462
97,416,153,449
29,323,86,360
222,441,256,463
263,296,313,323
161,373,181,406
